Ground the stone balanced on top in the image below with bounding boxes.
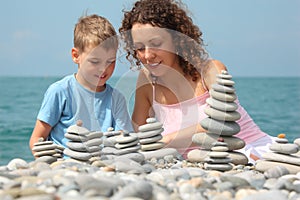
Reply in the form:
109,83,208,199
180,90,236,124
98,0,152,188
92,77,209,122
256,134,300,174
63,120,102,163
188,70,248,170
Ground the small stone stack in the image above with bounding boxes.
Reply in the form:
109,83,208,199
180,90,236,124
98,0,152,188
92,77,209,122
64,120,102,163
101,128,143,162
256,134,300,174
204,138,233,171
188,70,248,167
32,137,64,164
137,118,180,160
138,118,165,152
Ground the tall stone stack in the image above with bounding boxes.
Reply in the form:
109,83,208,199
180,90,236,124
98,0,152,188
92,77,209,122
188,70,248,167
256,134,300,174
64,120,103,163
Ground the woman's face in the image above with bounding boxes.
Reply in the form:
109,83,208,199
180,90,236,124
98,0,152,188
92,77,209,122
131,23,180,77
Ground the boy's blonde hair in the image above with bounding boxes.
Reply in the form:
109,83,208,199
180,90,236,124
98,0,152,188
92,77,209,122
74,14,118,53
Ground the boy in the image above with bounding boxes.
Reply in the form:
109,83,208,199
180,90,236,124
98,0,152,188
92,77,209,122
29,14,133,154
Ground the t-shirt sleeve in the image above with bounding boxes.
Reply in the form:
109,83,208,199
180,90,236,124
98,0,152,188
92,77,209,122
37,83,66,127
111,89,134,132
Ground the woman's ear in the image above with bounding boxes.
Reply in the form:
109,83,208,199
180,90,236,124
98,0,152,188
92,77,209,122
71,47,80,63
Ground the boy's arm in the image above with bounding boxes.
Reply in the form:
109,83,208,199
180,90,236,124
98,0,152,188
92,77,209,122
29,120,52,155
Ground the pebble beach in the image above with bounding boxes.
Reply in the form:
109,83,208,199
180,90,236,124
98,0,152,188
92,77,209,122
1,122,300,200
1,151,300,200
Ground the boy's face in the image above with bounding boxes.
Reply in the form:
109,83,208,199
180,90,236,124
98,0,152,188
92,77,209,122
72,45,117,92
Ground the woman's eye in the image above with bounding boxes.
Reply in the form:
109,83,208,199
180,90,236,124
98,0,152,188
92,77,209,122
151,42,162,47
90,61,99,64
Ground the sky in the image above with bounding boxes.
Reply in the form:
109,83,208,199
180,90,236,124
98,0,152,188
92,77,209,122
0,0,299,77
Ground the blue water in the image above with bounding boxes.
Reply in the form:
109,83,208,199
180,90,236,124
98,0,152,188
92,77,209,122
0,76,299,165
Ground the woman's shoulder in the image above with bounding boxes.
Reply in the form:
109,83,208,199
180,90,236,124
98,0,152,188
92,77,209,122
202,59,228,90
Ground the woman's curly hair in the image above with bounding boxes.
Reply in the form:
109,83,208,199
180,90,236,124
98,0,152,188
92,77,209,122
119,0,209,81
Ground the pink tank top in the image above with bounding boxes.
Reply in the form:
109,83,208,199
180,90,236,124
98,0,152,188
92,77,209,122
152,80,267,157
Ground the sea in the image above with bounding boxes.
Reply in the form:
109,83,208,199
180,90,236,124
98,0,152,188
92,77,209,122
0,76,299,166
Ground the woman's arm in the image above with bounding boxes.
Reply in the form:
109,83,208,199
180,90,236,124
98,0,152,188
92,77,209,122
132,70,154,131
162,60,227,149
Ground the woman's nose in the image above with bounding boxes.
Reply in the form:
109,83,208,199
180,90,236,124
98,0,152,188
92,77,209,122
144,47,155,60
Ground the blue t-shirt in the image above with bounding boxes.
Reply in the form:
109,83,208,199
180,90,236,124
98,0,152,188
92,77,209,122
37,74,133,147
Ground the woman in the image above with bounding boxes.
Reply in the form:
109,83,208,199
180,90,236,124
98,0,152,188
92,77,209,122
119,0,274,162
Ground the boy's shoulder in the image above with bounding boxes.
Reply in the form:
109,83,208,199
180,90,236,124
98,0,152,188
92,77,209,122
106,84,126,99
48,74,75,92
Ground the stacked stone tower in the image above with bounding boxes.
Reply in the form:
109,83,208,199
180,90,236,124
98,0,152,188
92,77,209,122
188,70,248,169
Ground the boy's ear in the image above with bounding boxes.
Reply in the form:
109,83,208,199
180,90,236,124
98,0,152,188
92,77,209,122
71,47,80,63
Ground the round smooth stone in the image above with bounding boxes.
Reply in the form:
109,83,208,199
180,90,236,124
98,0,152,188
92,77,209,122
63,148,91,161
115,139,139,149
275,138,289,144
264,165,289,179
141,142,165,151
139,134,163,144
212,141,228,147
208,151,229,158
103,130,122,137
33,141,54,146
114,145,141,155
211,83,235,93
115,134,138,144
205,157,232,164
141,148,180,160
65,132,87,142
262,152,300,166
88,146,101,153
138,122,163,132
269,143,299,154
294,138,300,147
217,73,232,79
204,107,241,121
56,145,65,151
216,78,235,86
35,156,57,164
84,138,102,147
206,98,238,112
34,150,57,157
227,151,248,165
210,90,237,102
200,118,240,136
204,163,233,171
192,133,245,151
66,141,88,152
32,144,57,152
138,128,164,139
66,124,90,135
256,160,300,174
87,131,103,140
146,118,157,123
211,146,229,152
